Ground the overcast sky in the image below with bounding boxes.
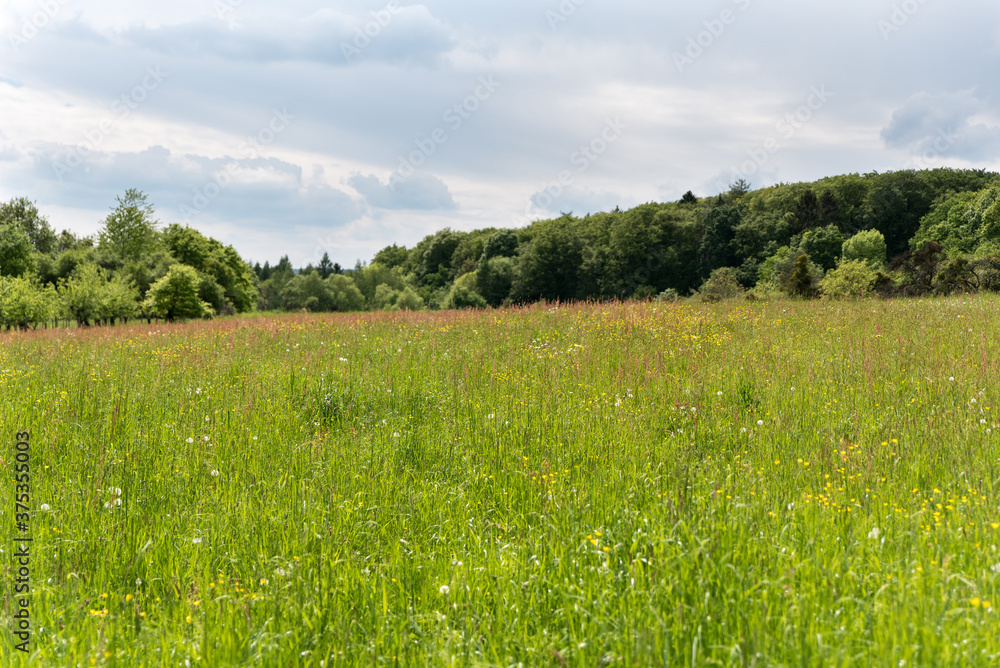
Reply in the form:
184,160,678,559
2,0,999,267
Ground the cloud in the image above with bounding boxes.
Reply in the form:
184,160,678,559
346,172,457,211
10,142,363,229
114,6,456,67
881,90,1000,162
526,185,632,218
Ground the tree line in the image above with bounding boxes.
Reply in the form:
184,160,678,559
251,167,1000,311
3,167,999,330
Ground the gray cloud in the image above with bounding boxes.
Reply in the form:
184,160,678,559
113,6,456,67
11,143,363,230
882,90,1000,162
347,172,457,211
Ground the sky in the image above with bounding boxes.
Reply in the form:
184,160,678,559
1,0,999,268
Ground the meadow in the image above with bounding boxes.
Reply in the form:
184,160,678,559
2,296,1000,666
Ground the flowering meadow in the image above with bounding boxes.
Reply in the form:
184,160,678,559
2,297,1000,666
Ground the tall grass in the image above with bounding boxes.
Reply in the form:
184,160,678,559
2,296,999,666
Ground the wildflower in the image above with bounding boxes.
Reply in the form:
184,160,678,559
126,594,133,602
202,436,210,442
186,437,194,444
210,470,219,477
757,420,764,426
39,503,50,511
972,598,981,607
192,537,202,544
439,584,450,595
114,498,122,506
136,578,143,586
115,488,122,496
717,391,723,396
868,527,881,540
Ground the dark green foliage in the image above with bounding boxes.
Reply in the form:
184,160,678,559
699,205,743,278
680,191,698,205
860,171,935,259
481,230,519,261
161,224,257,313
373,244,409,270
510,219,584,302
791,189,821,233
797,225,846,272
886,241,945,296
445,284,487,309
782,254,819,298
476,256,515,306
317,253,335,278
416,229,464,288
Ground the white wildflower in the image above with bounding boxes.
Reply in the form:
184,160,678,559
439,584,450,595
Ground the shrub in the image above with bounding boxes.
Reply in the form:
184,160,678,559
698,267,745,302
842,229,888,269
819,260,878,299
782,254,820,298
445,284,487,309
144,264,211,321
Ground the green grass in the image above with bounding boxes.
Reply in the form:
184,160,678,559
2,297,1000,666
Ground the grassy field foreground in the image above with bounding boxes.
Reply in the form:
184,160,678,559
2,297,1000,666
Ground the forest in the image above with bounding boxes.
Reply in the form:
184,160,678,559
2,167,999,329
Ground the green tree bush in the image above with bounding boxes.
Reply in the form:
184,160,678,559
144,265,210,321
819,260,878,299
